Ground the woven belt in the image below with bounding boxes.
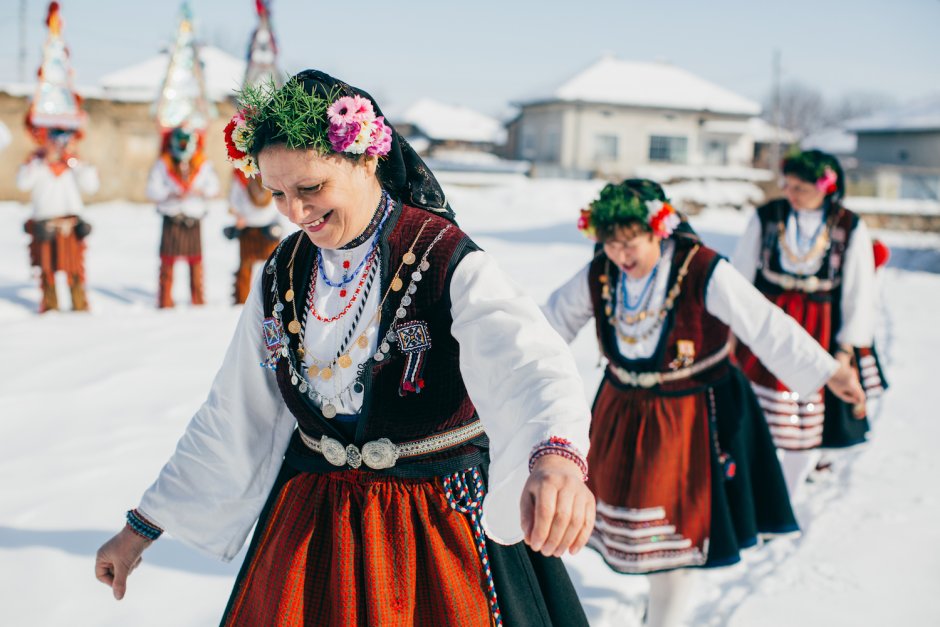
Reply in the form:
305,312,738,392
608,343,731,388
760,267,838,293
298,420,486,470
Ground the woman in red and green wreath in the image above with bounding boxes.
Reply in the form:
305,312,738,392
731,149,889,500
96,70,596,626
542,179,864,627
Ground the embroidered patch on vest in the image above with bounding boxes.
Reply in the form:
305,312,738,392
669,339,696,370
261,316,286,370
396,320,432,395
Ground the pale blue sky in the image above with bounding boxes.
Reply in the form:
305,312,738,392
1,0,937,116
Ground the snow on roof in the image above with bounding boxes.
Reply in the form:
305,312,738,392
801,127,858,155
393,99,506,144
98,45,245,103
520,56,761,116
845,99,940,133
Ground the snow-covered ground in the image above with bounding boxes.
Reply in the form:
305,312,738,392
1,178,938,626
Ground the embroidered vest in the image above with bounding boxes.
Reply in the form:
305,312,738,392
588,238,730,395
753,198,859,300
262,203,487,477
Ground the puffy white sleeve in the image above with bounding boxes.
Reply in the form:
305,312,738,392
837,219,876,347
137,270,296,561
74,162,100,195
145,162,173,204
541,263,595,344
450,250,591,545
706,259,838,397
16,158,42,192
195,161,221,199
730,212,763,283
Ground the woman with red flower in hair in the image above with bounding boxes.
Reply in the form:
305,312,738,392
543,179,864,627
732,149,889,500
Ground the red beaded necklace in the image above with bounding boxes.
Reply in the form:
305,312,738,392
307,247,378,323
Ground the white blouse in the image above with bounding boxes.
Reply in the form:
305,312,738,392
146,159,220,219
542,252,838,398
731,209,876,347
137,243,591,560
16,158,99,219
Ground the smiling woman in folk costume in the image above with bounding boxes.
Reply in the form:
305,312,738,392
95,70,597,626
542,179,865,627
732,149,889,498
18,2,99,313
225,0,284,305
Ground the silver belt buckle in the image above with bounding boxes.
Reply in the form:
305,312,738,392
320,435,399,470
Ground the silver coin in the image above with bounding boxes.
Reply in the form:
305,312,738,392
419,260,430,272
323,404,338,419
381,341,390,353
411,271,422,281
291,375,298,385
396,307,407,318
407,284,418,294
274,302,284,313
386,330,397,342
401,296,412,307
265,265,275,275
299,382,308,393
374,352,385,361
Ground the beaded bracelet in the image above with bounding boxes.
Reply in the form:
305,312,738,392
528,436,588,482
125,509,163,541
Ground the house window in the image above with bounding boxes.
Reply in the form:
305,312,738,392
703,139,729,166
542,131,561,162
649,135,688,164
594,134,619,162
521,131,537,160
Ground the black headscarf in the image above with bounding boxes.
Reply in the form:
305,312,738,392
251,69,456,223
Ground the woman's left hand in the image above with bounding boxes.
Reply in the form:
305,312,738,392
520,454,595,557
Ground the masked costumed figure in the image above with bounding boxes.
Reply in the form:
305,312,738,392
18,1,99,313
225,0,284,305
146,3,219,308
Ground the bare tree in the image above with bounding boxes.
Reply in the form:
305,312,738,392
763,80,826,138
824,91,897,126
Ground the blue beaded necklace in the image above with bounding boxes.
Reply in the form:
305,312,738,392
318,192,391,290
620,264,659,311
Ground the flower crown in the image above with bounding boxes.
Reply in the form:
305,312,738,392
224,79,393,177
577,189,680,241
783,149,839,195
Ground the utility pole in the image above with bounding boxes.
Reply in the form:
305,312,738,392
771,49,782,177
18,0,27,83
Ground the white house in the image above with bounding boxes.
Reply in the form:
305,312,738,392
507,56,768,180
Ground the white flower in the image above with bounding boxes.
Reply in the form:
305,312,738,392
346,118,374,155
646,200,664,217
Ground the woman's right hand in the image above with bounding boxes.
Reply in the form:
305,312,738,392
826,361,865,405
95,527,152,600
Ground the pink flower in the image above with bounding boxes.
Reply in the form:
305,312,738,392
327,95,375,125
366,116,393,156
328,120,361,152
816,166,838,194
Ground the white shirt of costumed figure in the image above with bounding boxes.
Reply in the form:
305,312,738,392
146,158,221,219
135,245,592,558
16,157,100,220
228,178,280,228
731,210,877,347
